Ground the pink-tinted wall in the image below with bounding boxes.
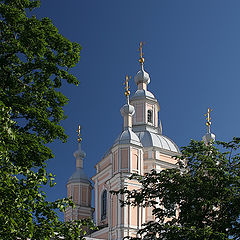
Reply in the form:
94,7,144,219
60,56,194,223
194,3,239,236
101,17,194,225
121,148,128,169
131,148,138,173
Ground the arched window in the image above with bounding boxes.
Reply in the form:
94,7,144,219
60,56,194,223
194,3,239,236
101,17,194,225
147,110,153,123
101,190,107,220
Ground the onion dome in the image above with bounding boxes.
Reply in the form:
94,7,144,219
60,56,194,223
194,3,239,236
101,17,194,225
73,147,86,160
202,132,216,145
134,64,150,85
120,103,135,116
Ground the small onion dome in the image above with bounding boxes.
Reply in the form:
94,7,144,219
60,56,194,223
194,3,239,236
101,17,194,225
202,132,216,145
134,65,150,85
120,103,135,116
136,131,180,154
73,148,86,160
68,168,90,184
114,128,142,147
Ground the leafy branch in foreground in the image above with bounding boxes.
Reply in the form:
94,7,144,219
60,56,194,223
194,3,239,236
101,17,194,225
0,0,94,239
114,138,240,240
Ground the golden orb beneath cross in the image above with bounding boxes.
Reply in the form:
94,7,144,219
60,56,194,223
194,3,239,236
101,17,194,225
139,57,144,64
125,90,130,96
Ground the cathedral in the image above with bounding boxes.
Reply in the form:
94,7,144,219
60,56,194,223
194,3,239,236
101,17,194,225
64,44,214,240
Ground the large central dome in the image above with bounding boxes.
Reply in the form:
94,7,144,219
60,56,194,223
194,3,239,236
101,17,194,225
136,130,180,154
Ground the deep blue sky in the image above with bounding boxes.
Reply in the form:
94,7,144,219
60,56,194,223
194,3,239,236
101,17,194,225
35,0,240,219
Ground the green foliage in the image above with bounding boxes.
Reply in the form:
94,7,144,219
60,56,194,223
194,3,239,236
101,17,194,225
115,139,240,240
0,0,94,239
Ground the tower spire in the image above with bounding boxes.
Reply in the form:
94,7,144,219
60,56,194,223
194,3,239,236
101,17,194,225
65,125,93,222
202,108,215,145
121,75,135,130
74,124,86,168
134,42,150,90
76,124,83,151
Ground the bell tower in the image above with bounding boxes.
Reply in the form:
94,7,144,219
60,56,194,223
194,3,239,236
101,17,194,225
64,125,94,221
131,42,160,133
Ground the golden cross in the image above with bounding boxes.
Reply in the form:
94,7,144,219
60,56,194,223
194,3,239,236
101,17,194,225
123,75,131,97
204,108,213,127
138,42,145,58
138,41,145,63
76,124,82,143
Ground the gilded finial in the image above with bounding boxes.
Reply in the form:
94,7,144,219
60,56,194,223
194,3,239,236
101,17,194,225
123,75,131,97
204,108,213,133
77,124,82,143
138,41,145,64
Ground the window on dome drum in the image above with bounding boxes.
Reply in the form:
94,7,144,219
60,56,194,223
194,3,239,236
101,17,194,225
147,110,153,123
101,190,107,220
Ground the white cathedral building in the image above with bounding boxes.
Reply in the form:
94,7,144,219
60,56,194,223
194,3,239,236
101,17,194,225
64,46,215,240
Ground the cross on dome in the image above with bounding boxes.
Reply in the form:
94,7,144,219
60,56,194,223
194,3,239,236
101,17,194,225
123,75,131,98
202,107,216,145
205,108,213,134
205,108,212,123
134,42,150,88
74,124,86,162
138,41,145,64
77,124,82,143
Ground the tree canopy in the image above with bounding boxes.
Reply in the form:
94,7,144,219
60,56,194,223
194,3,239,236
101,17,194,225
117,138,240,240
0,0,93,239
